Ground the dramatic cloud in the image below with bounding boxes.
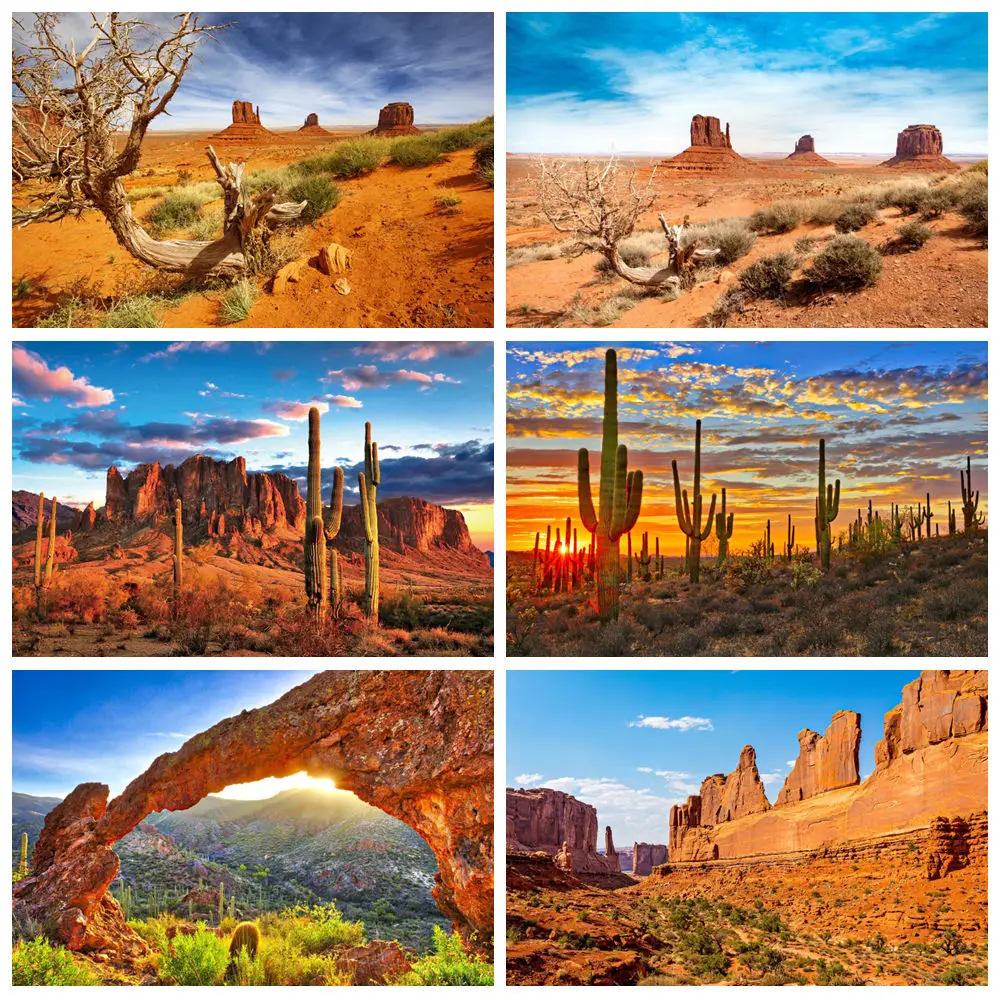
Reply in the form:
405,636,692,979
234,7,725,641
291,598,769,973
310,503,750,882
628,715,714,731
324,365,461,392
322,395,363,409
264,400,330,420
515,773,544,786
354,342,488,362
13,347,115,409
138,342,230,363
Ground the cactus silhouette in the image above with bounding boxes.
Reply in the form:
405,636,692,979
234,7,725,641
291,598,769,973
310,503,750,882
672,419,716,584
922,492,934,538
638,531,651,581
304,407,344,622
815,439,840,570
577,349,643,617
960,455,984,532
784,513,796,561
173,499,183,613
714,488,733,567
359,421,381,622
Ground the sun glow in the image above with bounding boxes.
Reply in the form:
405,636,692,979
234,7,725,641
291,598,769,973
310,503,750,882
218,772,340,800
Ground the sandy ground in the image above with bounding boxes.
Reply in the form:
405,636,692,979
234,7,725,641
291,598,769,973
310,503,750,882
506,155,986,328
13,130,493,328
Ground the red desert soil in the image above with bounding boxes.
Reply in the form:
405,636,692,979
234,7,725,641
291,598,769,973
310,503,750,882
13,131,493,328
506,156,986,328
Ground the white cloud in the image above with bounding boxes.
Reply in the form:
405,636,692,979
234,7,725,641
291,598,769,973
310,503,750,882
515,773,543,786
759,770,786,787
654,769,692,779
636,766,653,773
12,397,27,407
628,715,713,731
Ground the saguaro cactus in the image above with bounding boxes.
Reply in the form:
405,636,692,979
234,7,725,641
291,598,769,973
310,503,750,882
358,420,381,622
173,499,183,611
19,832,29,876
948,500,956,535
304,407,344,623
672,419,717,584
815,439,840,571
960,455,983,532
715,488,733,567
638,531,651,580
532,532,540,583
578,349,643,617
922,492,933,539
784,513,795,561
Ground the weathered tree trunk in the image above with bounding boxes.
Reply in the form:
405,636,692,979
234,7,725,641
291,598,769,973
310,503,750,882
603,214,720,288
88,146,306,279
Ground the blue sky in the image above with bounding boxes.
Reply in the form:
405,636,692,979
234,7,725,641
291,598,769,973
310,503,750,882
508,670,920,846
19,12,493,129
12,341,494,548
13,670,325,799
507,12,987,154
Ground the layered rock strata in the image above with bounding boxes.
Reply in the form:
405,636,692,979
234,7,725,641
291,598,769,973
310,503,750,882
368,102,421,137
881,124,958,170
775,710,860,805
663,114,749,171
632,842,668,876
786,134,835,166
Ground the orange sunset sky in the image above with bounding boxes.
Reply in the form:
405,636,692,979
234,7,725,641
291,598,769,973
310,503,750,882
506,342,988,556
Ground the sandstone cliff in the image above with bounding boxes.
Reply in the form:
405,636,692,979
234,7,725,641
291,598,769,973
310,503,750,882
786,134,834,166
632,842,668,876
775,710,860,806
208,99,274,141
368,102,421,137
881,124,957,171
663,114,749,172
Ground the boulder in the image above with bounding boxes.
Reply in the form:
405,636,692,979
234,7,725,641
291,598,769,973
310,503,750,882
336,941,413,985
775,710,861,806
881,124,958,170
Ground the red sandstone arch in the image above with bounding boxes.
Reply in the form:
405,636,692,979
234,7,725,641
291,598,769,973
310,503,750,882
13,671,494,960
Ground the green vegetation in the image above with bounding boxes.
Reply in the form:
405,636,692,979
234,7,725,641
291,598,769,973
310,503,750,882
100,294,165,328
300,137,392,179
220,279,257,324
12,937,99,986
738,252,796,298
748,203,800,234
146,190,212,238
286,176,340,223
160,929,231,985
806,235,882,289
895,221,933,249
833,201,878,233
689,218,756,264
398,926,494,985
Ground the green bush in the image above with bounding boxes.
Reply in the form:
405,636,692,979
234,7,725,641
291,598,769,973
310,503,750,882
283,903,365,954
390,136,445,168
918,187,958,219
159,929,230,985
13,937,99,985
145,191,205,237
398,927,493,985
220,279,257,324
895,221,933,248
474,138,494,185
286,176,340,222
691,220,756,264
833,201,878,233
748,203,800,234
100,295,164,328
805,235,882,289
738,252,796,298
959,186,988,236
308,138,389,179
884,183,927,215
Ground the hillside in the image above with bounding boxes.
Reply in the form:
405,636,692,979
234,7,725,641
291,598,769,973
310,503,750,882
11,492,78,532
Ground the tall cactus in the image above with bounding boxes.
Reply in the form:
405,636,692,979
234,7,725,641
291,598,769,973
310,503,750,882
960,455,983,532
304,407,344,623
358,420,381,622
532,532,540,583
638,531,651,581
815,438,840,570
19,832,29,876
784,513,795,561
948,500,956,535
714,488,733,567
45,497,56,584
173,499,183,612
922,492,933,539
672,419,717,584
577,349,643,618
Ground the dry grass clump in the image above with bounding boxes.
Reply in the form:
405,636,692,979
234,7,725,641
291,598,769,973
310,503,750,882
748,202,800,234
739,252,797,298
506,242,573,267
805,235,882,289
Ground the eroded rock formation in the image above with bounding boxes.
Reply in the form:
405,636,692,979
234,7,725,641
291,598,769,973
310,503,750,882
71,502,97,533
881,124,957,170
299,112,331,136
14,671,494,960
786,134,835,166
663,114,749,172
368,102,421,137
208,99,274,142
632,842,668,876
775,710,860,806
232,100,261,125
507,788,620,875
669,671,986,863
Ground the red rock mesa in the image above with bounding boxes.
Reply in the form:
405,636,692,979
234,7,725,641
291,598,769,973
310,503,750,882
208,99,274,142
786,133,835,166
663,114,749,172
881,124,958,171
299,112,331,136
368,102,422,137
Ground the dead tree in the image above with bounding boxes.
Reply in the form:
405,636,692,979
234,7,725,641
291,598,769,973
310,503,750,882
12,13,307,279
536,154,719,290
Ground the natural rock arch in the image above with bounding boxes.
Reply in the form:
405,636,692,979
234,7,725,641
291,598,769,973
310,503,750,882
14,670,494,960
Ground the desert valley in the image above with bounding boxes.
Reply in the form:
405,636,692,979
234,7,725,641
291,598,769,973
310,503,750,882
13,341,494,656
506,12,986,328
507,670,987,986
13,12,494,329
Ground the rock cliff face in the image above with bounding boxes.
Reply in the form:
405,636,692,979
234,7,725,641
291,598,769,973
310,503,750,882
507,788,620,875
299,112,331,135
668,671,986,863
72,502,97,532
632,842,668,876
663,114,749,172
881,124,957,170
11,491,78,532
369,102,422,137
786,134,834,166
14,671,494,959
775,710,860,806
794,134,815,153
208,99,273,141
232,100,261,125
103,457,305,533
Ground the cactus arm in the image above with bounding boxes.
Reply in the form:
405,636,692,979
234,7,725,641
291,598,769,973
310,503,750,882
698,493,717,541
34,493,44,588
609,444,629,538
358,473,374,542
44,497,57,584
324,467,344,541
622,470,643,534
577,449,598,533
672,460,692,534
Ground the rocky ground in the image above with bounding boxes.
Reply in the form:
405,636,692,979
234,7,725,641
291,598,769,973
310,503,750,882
506,847,988,986
13,129,493,329
506,156,986,328
507,532,986,656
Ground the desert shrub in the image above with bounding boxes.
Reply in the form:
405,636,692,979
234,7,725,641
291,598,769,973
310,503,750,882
895,221,933,248
595,242,650,275
390,136,444,168
126,185,167,203
314,137,389,178
286,176,339,223
281,904,365,954
397,927,493,986
145,191,204,237
189,210,223,241
474,138,494,185
833,201,878,233
968,159,987,174
220,278,257,324
688,218,756,264
506,242,572,267
45,568,129,623
959,186,988,236
918,187,958,219
159,929,230,985
738,252,796,298
12,937,98,985
805,235,882,289
881,182,928,214
256,936,348,986
436,190,462,209
793,235,818,253
230,949,267,986
100,294,164,328
748,202,800,234
706,286,748,327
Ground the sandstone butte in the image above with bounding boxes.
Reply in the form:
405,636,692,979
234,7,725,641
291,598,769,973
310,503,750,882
299,112,331,136
507,787,621,875
66,455,486,564
663,114,750,172
881,124,958,171
669,670,986,862
368,101,422,137
207,98,275,142
632,842,668,876
13,671,494,963
786,133,835,166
